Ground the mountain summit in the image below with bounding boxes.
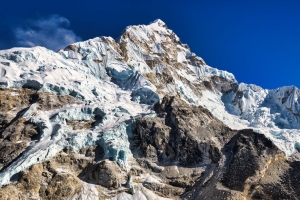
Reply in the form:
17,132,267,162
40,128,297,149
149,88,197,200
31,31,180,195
0,20,299,199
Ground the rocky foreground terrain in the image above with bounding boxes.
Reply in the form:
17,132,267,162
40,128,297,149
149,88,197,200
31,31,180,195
0,20,299,199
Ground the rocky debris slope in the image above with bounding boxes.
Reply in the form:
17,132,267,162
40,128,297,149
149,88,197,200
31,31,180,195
182,129,300,200
128,95,236,198
0,19,300,199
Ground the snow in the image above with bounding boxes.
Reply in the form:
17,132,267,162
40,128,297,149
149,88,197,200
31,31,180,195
71,182,99,200
199,90,248,129
110,184,172,200
199,85,300,155
173,77,200,105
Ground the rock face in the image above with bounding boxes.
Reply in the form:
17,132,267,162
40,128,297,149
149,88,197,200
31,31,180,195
133,95,236,166
221,129,281,192
0,152,85,200
182,129,300,200
0,117,38,170
84,159,127,189
0,19,300,200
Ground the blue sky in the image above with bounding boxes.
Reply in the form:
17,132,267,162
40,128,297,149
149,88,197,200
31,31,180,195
0,0,300,89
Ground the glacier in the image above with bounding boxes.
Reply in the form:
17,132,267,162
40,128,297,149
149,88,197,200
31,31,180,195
0,45,154,186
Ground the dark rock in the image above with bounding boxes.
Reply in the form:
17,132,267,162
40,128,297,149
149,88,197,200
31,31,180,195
134,95,235,167
221,129,280,191
84,159,127,189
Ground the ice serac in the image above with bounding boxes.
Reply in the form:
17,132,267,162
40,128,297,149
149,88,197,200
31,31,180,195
219,82,300,154
58,37,158,105
222,83,300,129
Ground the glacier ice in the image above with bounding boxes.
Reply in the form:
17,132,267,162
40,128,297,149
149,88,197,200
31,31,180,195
0,45,154,186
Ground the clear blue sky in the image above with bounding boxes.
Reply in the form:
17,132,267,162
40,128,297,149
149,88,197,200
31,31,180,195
0,0,300,89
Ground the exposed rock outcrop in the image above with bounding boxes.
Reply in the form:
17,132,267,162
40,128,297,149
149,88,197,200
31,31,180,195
0,151,86,200
133,95,236,166
83,159,127,189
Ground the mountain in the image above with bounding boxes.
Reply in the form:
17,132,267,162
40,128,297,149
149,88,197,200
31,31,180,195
0,19,299,199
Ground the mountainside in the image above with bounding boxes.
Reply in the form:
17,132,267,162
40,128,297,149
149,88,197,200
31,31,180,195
0,19,299,199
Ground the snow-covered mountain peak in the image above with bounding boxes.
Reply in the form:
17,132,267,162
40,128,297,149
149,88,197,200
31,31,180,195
1,19,300,199
149,19,167,27
117,20,236,103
